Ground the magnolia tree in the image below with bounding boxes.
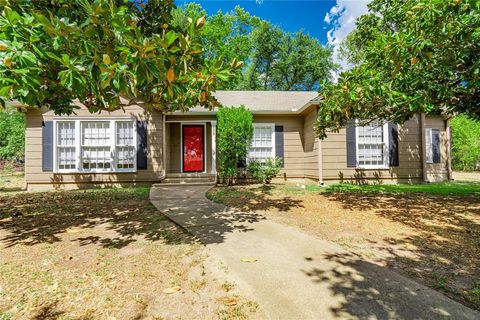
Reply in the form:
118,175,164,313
316,0,480,138
216,105,253,186
0,0,242,115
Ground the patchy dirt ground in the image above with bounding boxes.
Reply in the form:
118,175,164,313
0,188,259,320
207,184,480,311
0,172,24,192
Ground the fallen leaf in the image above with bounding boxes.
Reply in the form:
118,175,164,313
217,296,238,307
167,68,175,83
163,286,181,294
240,257,257,263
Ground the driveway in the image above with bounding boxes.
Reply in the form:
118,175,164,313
150,185,480,320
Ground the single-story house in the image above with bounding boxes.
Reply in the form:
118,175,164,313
23,91,452,191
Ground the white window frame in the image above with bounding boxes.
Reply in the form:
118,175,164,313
425,128,434,164
52,118,137,174
355,120,390,169
247,123,276,163
55,121,77,172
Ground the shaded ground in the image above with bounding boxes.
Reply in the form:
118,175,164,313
0,187,259,319
153,184,479,320
207,182,480,311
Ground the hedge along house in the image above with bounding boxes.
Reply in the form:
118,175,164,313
22,91,452,191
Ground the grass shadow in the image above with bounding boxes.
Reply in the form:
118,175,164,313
0,187,192,249
207,184,305,213
322,190,480,310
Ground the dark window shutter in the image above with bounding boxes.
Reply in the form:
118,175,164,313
388,122,399,167
137,120,148,170
346,123,357,168
275,125,284,168
432,129,441,163
42,121,54,172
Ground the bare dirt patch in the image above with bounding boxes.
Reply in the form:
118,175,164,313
208,184,480,311
0,188,259,319
0,172,24,192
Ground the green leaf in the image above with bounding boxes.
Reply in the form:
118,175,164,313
164,31,177,47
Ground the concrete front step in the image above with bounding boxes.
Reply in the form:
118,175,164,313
153,182,216,187
161,177,216,184
166,173,216,178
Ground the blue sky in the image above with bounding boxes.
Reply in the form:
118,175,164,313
176,0,335,44
174,0,372,70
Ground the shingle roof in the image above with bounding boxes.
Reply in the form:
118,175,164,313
186,90,320,114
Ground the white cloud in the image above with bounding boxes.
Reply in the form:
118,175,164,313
324,0,371,78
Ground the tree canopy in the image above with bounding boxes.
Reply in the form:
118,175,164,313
172,3,336,90
0,0,241,115
450,115,480,171
315,0,480,139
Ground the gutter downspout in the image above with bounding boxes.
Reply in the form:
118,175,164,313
446,119,453,181
318,137,323,185
420,113,428,183
317,106,323,185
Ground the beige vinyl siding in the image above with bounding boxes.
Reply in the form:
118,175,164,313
25,103,164,190
424,117,449,182
253,115,306,178
302,108,319,179
321,114,425,184
166,123,181,173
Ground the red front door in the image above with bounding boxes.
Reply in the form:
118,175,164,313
182,125,204,172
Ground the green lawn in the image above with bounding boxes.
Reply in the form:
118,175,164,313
324,181,480,196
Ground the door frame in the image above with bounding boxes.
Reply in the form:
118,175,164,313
180,123,207,173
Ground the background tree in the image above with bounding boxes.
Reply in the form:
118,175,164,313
0,0,240,115
216,106,253,186
315,0,480,138
0,107,24,161
172,3,335,91
450,115,480,171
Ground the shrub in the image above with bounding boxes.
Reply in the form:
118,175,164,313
217,105,253,185
0,109,25,161
247,157,282,184
450,115,480,171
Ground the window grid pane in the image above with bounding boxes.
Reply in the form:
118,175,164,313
358,121,384,166
57,121,76,170
116,121,135,170
248,125,273,163
81,121,112,171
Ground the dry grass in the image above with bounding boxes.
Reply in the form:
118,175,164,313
0,172,24,192
208,183,480,311
0,187,258,319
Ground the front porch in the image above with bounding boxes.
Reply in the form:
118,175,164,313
164,117,217,183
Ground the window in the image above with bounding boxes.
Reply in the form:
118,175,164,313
116,121,135,170
56,121,76,171
425,128,440,164
356,121,389,168
248,123,275,163
81,121,111,171
53,119,136,173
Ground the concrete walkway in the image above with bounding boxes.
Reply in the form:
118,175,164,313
150,185,480,320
